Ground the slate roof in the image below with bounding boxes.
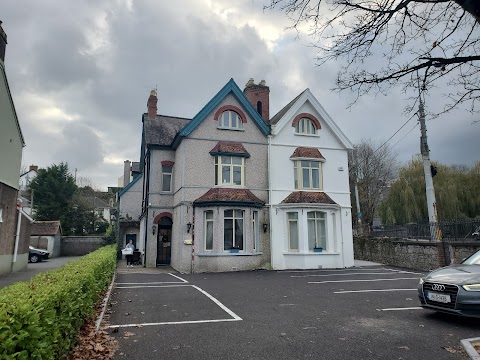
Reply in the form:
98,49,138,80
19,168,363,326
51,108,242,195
281,191,337,205
209,141,250,157
194,188,264,207
290,147,325,160
143,114,191,147
270,90,307,125
31,221,62,236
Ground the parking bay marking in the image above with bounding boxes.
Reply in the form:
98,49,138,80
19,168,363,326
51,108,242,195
292,272,418,278
280,267,397,273
116,273,189,286
377,307,423,311
308,277,419,284
334,289,418,294
108,284,242,329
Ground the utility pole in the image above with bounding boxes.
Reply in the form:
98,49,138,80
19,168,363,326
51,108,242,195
353,148,362,234
418,90,439,241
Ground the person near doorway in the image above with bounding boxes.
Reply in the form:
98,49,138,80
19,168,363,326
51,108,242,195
125,240,135,267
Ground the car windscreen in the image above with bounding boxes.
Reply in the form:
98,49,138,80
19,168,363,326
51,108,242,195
462,249,480,265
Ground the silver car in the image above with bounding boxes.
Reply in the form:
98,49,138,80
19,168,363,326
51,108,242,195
418,248,480,318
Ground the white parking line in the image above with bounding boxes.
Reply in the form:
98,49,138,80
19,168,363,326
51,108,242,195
169,273,189,283
334,289,418,294
279,268,394,273
377,307,423,311
108,284,242,328
116,284,192,289
308,277,419,284
108,318,241,329
292,272,411,278
116,282,187,285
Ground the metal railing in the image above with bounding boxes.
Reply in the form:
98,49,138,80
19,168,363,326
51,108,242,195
355,220,480,242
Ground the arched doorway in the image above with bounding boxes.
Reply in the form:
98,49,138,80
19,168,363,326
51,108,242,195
156,216,172,266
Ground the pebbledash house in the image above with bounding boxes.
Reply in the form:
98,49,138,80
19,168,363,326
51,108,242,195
119,78,354,273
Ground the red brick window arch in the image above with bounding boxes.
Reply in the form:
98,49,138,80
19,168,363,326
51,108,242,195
292,113,321,135
214,105,247,130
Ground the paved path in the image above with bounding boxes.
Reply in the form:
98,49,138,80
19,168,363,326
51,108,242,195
0,256,82,288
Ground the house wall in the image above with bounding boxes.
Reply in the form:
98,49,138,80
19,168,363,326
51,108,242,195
119,175,143,221
0,186,30,274
145,94,270,272
270,98,354,270
0,64,23,190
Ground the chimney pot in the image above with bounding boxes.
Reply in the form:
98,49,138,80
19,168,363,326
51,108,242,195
29,165,38,172
259,80,266,86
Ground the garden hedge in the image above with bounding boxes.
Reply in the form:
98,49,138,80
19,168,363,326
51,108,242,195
0,245,117,359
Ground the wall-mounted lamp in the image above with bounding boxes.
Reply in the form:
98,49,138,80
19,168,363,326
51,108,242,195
152,225,156,235
187,222,192,233
262,223,268,233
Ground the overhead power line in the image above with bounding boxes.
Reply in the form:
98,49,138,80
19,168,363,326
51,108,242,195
373,112,418,154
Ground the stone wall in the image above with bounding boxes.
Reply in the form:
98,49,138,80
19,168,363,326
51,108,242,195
61,236,104,256
354,237,480,271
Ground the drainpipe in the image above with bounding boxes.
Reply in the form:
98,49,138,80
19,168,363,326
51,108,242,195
12,208,22,266
191,205,195,273
267,135,274,268
339,207,346,268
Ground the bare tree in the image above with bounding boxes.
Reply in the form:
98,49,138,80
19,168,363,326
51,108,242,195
349,139,398,229
266,0,480,117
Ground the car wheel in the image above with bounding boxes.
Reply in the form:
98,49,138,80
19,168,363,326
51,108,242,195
29,255,39,263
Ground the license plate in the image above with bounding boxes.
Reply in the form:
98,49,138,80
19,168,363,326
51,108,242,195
427,292,451,303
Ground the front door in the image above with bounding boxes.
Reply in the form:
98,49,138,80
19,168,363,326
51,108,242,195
156,217,172,266
126,234,137,249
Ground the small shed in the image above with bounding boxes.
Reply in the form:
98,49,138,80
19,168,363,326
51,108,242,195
30,221,62,258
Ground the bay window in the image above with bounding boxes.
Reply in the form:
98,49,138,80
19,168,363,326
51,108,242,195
224,210,244,250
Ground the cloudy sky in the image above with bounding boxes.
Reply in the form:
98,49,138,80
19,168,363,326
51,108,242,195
3,0,479,190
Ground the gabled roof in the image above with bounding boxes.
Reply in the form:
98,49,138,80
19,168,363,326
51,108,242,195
270,89,353,150
20,169,37,178
31,221,62,236
193,188,264,208
270,90,307,125
0,62,25,146
118,174,142,198
172,79,270,147
143,115,191,147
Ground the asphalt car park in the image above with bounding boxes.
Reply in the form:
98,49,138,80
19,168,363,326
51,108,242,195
109,266,479,360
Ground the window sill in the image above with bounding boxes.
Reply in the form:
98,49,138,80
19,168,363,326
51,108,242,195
197,252,263,257
294,133,320,137
283,251,339,256
217,126,245,132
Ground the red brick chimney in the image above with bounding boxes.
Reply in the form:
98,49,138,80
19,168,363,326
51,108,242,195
243,78,270,124
0,21,7,63
147,89,158,120
29,165,38,172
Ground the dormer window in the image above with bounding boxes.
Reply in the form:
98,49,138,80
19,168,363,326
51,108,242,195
219,110,243,130
295,118,316,134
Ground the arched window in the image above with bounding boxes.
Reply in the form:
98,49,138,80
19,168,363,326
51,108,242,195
257,101,262,115
219,110,243,130
295,118,317,134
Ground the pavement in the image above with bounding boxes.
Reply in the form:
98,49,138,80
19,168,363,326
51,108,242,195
0,256,82,288
106,261,478,360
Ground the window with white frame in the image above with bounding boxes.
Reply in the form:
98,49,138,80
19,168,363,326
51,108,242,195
215,156,244,186
0,208,3,223
224,210,244,250
204,211,214,251
162,165,173,192
287,212,299,251
294,160,322,190
295,118,317,135
307,211,327,250
252,211,259,251
218,110,243,130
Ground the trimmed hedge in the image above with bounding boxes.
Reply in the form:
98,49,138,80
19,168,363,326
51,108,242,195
0,245,117,359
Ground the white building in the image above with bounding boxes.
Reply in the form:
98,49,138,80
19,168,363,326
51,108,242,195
269,89,354,270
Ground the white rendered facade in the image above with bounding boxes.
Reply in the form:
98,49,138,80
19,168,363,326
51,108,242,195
269,90,354,270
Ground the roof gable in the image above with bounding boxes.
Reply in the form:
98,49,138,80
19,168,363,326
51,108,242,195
270,89,353,150
31,221,62,236
173,79,270,147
